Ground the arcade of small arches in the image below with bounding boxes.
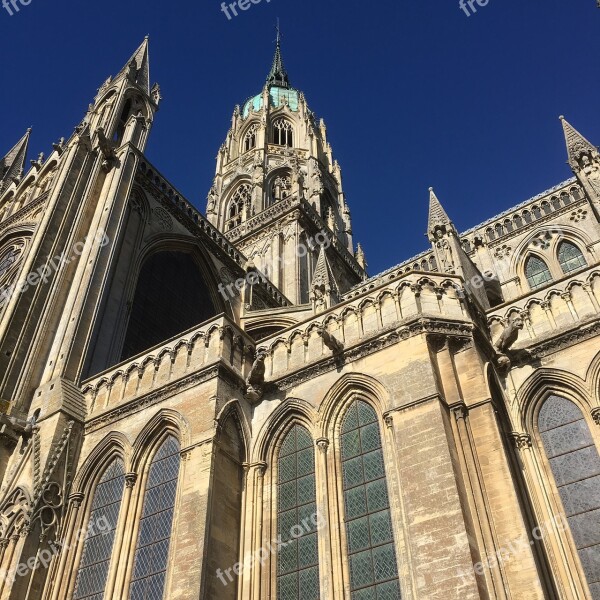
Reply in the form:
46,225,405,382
240,117,295,155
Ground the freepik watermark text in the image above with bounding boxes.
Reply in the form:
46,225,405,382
459,0,492,17
218,230,331,301
2,0,34,17
216,509,326,586
0,515,111,585
0,230,109,309
221,0,272,20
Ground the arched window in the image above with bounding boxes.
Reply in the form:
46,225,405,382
244,124,257,152
226,183,252,231
272,119,293,147
299,233,310,305
538,395,600,597
0,245,22,282
129,436,181,600
525,256,552,290
558,241,587,274
270,174,292,206
73,459,125,600
276,425,320,600
121,251,217,361
340,400,401,599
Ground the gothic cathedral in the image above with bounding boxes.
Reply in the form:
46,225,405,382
0,37,599,600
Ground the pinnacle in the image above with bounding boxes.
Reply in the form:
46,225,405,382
0,129,31,186
428,187,452,232
560,116,597,164
117,37,150,94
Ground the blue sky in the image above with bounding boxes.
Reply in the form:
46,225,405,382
1,0,599,276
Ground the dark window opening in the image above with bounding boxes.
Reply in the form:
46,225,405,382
121,251,217,361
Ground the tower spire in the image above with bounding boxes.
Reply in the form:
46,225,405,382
266,22,290,89
560,115,598,170
0,128,31,189
117,37,150,94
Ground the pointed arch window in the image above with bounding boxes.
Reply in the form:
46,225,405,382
558,241,587,274
340,400,402,599
129,436,181,600
272,119,293,147
277,425,320,600
73,458,125,600
244,124,258,152
525,256,552,290
226,183,252,231
538,395,600,598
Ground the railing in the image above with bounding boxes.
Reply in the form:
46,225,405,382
81,315,254,417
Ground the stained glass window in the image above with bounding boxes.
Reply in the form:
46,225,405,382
539,395,600,599
277,425,320,600
341,400,402,600
558,241,587,274
525,256,552,290
73,458,125,600
129,436,181,600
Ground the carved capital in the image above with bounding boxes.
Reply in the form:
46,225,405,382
69,492,85,509
316,438,329,453
125,473,138,489
453,405,468,421
592,408,600,427
511,432,532,450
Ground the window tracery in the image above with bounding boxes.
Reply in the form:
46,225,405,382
272,119,293,147
129,436,181,600
244,124,258,152
558,241,587,274
538,395,600,598
73,459,125,600
340,400,401,599
226,184,252,231
525,255,552,290
276,425,320,600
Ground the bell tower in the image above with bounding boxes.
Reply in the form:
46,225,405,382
206,33,365,305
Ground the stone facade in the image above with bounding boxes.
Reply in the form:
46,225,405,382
0,37,599,600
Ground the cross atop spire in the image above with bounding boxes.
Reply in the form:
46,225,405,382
0,128,31,189
266,21,290,89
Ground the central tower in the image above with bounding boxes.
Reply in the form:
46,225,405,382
206,35,366,306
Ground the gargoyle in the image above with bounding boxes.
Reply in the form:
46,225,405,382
494,317,524,354
245,349,267,404
96,127,118,172
493,317,525,371
318,327,344,354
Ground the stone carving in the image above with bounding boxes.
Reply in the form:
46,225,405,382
152,207,173,231
318,327,344,354
96,127,118,171
494,317,524,354
493,317,525,371
245,349,267,404
0,412,39,451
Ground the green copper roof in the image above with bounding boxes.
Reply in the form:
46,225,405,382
242,87,299,119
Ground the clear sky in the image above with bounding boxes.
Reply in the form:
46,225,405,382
1,0,599,276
